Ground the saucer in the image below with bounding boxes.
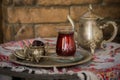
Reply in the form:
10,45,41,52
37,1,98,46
51,51,84,63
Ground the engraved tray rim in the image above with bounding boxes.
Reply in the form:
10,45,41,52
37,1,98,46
9,49,92,68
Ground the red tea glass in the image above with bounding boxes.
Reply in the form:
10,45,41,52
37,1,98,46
56,28,76,56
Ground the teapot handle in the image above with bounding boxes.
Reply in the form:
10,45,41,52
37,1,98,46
101,21,118,48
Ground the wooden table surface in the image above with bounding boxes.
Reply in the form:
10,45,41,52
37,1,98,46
0,67,80,80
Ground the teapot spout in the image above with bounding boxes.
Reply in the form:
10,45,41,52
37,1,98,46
67,15,78,46
67,15,75,30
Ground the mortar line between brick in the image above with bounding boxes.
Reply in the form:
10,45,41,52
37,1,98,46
3,5,70,8
6,18,120,25
11,24,15,41
2,3,103,8
5,22,72,25
32,24,36,38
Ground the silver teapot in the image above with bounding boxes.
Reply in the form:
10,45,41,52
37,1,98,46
68,5,118,55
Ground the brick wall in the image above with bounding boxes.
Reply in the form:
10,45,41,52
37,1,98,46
1,0,120,43
0,0,3,43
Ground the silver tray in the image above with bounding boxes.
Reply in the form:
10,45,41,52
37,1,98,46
9,49,92,68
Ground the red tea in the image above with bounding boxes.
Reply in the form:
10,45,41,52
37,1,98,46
56,30,76,56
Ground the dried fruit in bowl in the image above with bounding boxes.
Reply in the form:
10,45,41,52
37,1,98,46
32,40,45,46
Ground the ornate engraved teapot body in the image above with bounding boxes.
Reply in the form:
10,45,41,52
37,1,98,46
68,5,118,55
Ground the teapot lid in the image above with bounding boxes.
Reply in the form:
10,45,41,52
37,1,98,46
81,4,102,20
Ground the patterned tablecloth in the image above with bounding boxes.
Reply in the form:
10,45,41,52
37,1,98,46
0,37,120,80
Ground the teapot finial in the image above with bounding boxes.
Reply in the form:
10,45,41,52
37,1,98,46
89,4,93,12
89,4,92,10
